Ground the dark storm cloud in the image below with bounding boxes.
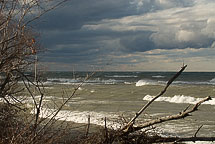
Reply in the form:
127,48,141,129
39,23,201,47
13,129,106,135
131,0,194,12
36,0,135,31
119,32,155,52
36,0,140,64
35,0,215,70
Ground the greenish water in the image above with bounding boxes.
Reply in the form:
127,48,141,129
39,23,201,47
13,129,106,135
38,83,215,137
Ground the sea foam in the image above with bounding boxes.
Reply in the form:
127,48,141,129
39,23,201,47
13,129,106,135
143,95,215,105
210,78,215,83
32,109,121,129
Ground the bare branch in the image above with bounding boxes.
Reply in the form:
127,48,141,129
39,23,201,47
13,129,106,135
122,65,187,132
24,0,68,26
194,125,203,138
36,72,94,136
127,96,211,134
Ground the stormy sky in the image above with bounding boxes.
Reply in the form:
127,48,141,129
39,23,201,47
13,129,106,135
35,0,215,71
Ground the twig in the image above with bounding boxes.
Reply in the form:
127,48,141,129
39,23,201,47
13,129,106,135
2,97,24,110
105,117,108,143
194,125,203,138
85,115,90,137
37,73,94,135
22,78,38,108
24,0,68,26
183,104,191,112
34,81,45,130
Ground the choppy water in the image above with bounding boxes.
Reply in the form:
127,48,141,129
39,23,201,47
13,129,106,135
30,72,215,140
42,71,215,85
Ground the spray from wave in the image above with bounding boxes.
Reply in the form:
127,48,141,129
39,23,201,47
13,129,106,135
143,95,215,105
136,79,165,86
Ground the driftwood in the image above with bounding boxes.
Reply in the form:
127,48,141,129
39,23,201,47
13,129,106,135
119,65,215,143
122,65,187,133
124,96,211,134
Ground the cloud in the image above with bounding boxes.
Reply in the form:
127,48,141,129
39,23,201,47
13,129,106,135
36,0,215,71
83,1,215,52
202,18,215,38
130,0,194,12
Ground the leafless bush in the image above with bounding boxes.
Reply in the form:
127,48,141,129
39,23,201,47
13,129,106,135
0,0,66,104
0,1,71,143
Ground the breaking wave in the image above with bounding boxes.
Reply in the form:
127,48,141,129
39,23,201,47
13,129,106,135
136,79,215,86
173,81,215,85
32,109,121,129
152,75,165,78
143,95,215,105
210,78,215,83
135,79,161,86
46,78,124,85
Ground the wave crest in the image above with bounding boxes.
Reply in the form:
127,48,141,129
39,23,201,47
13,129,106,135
136,79,159,86
152,75,165,78
143,95,215,105
210,78,215,83
32,109,121,129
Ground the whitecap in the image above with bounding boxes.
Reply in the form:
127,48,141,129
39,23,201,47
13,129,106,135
124,82,132,85
152,75,165,78
105,75,138,78
143,95,215,105
209,78,215,83
47,78,78,84
90,90,95,93
136,79,158,86
173,81,215,85
78,87,83,90
32,109,121,129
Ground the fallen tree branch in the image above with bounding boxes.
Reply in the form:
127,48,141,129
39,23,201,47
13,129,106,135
122,65,187,133
116,65,215,143
125,96,211,134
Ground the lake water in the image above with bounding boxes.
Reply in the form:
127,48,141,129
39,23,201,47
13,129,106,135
31,71,215,139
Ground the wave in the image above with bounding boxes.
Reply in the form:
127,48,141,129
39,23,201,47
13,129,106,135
136,79,160,86
100,79,118,84
20,75,215,86
124,82,132,85
135,80,215,86
46,78,122,85
143,95,215,105
105,75,138,78
47,78,80,84
152,75,165,78
173,81,215,85
210,78,215,83
32,109,121,129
